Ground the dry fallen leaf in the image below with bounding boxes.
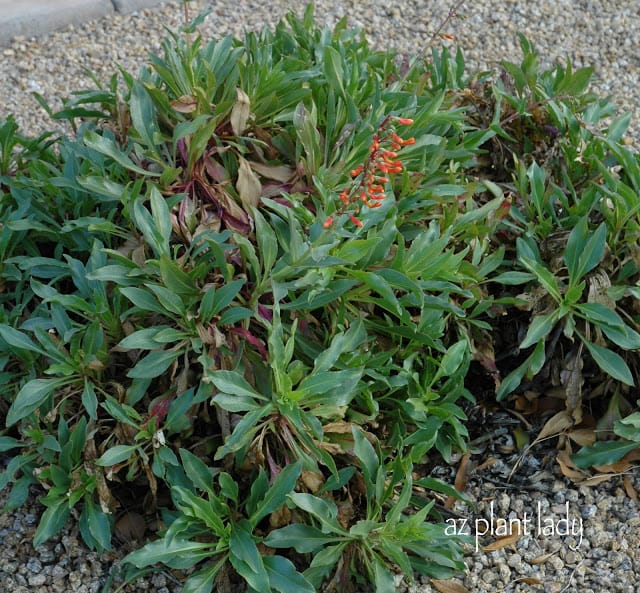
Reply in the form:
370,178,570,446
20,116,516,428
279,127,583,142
578,473,617,487
248,161,295,183
534,410,574,443
446,451,470,509
623,475,638,501
530,549,560,565
483,524,522,552
431,578,470,593
556,450,588,481
301,470,324,492
567,428,597,447
516,577,543,585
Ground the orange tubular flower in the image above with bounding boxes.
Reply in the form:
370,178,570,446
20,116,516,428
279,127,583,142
323,114,414,229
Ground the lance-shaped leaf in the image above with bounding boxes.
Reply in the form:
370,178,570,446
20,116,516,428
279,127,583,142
230,88,251,135
236,156,262,209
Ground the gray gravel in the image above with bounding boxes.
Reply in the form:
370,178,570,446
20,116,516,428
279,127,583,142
1,1,639,592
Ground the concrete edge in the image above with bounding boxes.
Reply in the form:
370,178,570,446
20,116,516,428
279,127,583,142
0,0,168,46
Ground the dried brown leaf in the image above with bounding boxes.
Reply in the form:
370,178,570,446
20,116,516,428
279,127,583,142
301,470,324,493
623,475,638,501
230,88,251,135
431,579,469,593
248,161,295,183
517,577,543,585
170,94,198,113
446,452,470,509
567,428,597,447
578,473,617,487
482,527,522,552
530,550,560,565
535,410,574,443
236,156,262,209
556,450,587,481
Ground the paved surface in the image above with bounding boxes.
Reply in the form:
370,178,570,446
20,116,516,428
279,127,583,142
0,0,166,43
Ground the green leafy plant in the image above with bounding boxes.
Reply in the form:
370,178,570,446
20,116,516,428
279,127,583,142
2,2,640,591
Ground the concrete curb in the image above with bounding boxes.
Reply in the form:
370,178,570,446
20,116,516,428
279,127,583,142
0,0,167,44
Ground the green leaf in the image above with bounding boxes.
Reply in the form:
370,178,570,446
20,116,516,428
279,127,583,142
159,255,198,296
373,556,396,593
131,80,161,152
288,493,343,534
491,271,536,285
83,130,160,176
264,524,338,553
127,349,181,379
181,564,220,593
520,309,560,349
435,339,468,380
229,522,270,593
84,497,112,551
119,287,164,314
82,381,98,420
33,498,70,547
124,537,214,568
323,46,346,97
582,340,634,385
95,445,139,466
179,448,215,495
0,324,44,355
264,555,315,593
568,222,606,283
253,208,278,274
572,440,640,468
6,378,66,427
207,370,265,400
0,436,24,453
574,303,625,329
250,460,302,526
353,427,378,489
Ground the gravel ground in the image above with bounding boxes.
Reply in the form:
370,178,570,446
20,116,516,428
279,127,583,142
1,1,639,592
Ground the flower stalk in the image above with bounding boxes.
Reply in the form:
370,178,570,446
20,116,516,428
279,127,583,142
324,116,415,228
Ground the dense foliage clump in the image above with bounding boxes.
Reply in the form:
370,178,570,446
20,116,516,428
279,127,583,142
0,6,638,592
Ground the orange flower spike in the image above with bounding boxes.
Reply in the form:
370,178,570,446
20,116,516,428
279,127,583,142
349,214,364,227
350,165,363,177
323,216,334,228
395,117,414,125
403,137,416,145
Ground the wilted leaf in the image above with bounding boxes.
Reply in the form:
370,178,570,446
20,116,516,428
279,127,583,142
623,476,638,501
567,428,596,447
230,88,251,135
530,551,560,565
578,473,617,487
445,451,470,509
301,470,324,493
170,95,198,113
431,579,469,593
516,577,543,585
248,161,294,183
236,156,262,209
483,523,522,552
534,410,574,443
556,450,587,481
